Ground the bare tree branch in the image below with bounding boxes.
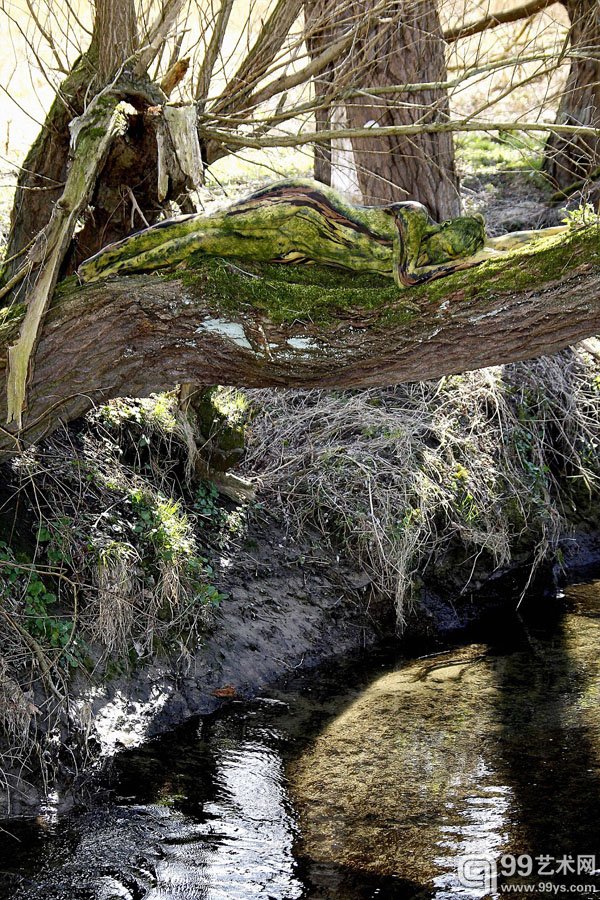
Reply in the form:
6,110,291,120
161,56,190,96
195,0,235,106
445,0,558,44
135,0,187,77
207,0,303,121
24,0,68,73
244,28,356,112
199,117,600,151
198,51,573,140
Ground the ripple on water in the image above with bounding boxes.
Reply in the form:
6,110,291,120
146,740,303,899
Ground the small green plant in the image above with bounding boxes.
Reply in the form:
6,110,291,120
193,480,220,519
130,489,194,561
210,387,249,426
128,488,227,611
188,556,227,607
37,517,76,567
451,465,480,524
562,203,600,230
0,541,76,661
97,393,178,434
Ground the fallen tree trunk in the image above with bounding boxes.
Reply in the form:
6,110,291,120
0,224,599,460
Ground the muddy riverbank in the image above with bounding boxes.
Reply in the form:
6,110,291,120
2,509,598,822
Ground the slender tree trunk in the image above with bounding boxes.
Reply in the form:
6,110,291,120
305,0,335,184
344,0,460,218
92,0,139,81
543,0,600,189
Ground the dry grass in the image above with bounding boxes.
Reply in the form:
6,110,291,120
246,348,600,629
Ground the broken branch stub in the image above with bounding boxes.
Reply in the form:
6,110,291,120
157,105,204,202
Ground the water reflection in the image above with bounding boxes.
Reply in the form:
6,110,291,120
289,645,514,896
433,764,511,898
290,581,600,897
0,705,304,900
145,720,303,899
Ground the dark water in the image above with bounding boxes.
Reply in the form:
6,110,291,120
1,581,600,899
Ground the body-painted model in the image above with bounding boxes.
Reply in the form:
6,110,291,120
77,179,566,288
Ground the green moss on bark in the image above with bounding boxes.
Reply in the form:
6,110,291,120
173,257,416,325
12,220,596,338
0,303,26,343
163,224,600,326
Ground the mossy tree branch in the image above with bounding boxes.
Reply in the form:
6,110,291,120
6,96,137,428
0,225,599,459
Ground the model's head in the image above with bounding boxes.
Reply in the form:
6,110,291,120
418,214,486,266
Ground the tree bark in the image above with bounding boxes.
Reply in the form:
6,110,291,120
543,0,600,189
3,1,140,280
92,0,139,81
346,0,459,217
6,98,138,427
0,225,598,457
68,91,178,272
306,0,460,218
2,54,99,282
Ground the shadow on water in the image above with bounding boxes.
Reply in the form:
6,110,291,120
488,583,600,887
0,580,599,899
284,581,600,898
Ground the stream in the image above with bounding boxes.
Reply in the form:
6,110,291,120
0,579,599,899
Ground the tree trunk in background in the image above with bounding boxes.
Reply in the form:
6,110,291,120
305,0,335,184
92,0,139,81
543,0,600,189
305,0,460,219
345,0,460,219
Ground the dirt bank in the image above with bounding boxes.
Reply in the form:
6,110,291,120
0,515,385,819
